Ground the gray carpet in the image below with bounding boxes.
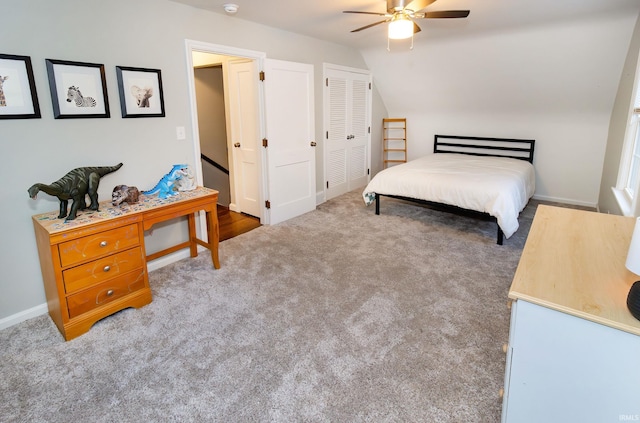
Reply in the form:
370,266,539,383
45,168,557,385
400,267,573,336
1,190,547,422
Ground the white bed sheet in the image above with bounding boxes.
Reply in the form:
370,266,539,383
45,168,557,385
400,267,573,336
362,153,535,238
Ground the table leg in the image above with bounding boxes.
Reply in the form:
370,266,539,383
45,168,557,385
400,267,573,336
207,209,220,269
188,213,197,258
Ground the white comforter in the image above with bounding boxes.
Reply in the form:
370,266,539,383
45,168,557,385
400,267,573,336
362,154,535,238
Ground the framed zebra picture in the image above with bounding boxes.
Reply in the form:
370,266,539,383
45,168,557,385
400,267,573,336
115,66,165,118
0,54,41,119
45,59,110,119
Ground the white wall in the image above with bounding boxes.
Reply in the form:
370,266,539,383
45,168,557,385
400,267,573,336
361,6,639,206
4,0,638,326
0,0,386,323
600,16,640,215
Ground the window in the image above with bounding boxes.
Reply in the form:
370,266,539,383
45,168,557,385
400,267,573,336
614,54,640,216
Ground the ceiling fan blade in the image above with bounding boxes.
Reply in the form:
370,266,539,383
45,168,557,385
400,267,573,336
403,0,438,13
423,10,470,19
413,22,422,34
350,19,391,33
343,11,388,16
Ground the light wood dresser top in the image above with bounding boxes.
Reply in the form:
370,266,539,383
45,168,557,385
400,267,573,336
509,205,640,336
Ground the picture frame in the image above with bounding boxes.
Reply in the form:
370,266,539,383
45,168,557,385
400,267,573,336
116,66,165,118
45,59,110,119
0,54,41,119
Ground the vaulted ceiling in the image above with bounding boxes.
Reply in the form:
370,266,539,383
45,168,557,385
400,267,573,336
171,0,640,205
171,0,640,50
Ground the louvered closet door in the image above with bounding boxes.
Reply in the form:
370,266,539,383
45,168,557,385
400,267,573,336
348,75,370,190
326,75,348,199
325,67,371,200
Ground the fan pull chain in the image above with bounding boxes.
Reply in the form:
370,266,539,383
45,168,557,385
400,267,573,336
387,34,415,51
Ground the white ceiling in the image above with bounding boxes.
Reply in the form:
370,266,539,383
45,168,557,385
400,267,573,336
170,0,640,50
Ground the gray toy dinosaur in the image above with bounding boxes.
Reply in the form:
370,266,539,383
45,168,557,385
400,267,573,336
28,163,123,221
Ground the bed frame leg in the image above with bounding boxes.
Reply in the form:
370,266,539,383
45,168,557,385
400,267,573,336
375,194,380,215
497,226,504,245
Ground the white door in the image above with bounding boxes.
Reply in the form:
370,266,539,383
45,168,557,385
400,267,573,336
228,59,261,218
348,74,371,190
325,67,371,200
263,59,316,225
325,75,349,199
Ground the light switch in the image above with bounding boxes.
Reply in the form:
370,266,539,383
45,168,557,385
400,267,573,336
176,126,186,140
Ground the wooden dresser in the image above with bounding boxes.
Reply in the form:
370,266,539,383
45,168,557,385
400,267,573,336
32,187,219,341
501,205,640,422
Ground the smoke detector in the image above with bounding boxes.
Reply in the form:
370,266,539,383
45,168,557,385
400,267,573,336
223,3,239,14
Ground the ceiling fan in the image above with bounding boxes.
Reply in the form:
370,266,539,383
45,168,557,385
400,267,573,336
344,0,469,40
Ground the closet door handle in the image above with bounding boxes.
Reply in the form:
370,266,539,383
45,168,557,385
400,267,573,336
234,142,241,148
310,141,317,147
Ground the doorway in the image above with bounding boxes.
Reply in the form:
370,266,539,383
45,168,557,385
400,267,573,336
193,63,231,206
193,60,260,241
185,40,317,233
187,42,266,228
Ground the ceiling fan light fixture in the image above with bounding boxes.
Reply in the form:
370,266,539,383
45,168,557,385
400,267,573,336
388,15,413,40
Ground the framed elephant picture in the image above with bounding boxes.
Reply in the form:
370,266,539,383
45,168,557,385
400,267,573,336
116,66,165,118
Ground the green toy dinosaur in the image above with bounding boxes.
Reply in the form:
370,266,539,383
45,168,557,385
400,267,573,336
28,163,123,221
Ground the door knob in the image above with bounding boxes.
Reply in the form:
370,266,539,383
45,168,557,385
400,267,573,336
310,141,317,147
234,142,241,148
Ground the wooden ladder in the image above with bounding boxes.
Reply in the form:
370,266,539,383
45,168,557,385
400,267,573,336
383,118,407,168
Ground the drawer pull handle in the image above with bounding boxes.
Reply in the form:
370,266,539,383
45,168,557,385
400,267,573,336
103,265,111,272
106,289,114,297
100,241,108,247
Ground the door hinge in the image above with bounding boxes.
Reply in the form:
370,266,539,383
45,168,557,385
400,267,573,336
326,78,329,87
368,126,371,134
326,181,329,188
262,138,268,147
368,168,370,175
259,71,265,81
326,131,329,139
265,200,271,209
369,82,372,90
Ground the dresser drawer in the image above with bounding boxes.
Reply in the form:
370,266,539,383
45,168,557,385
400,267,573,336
66,269,147,319
58,224,140,267
62,247,144,294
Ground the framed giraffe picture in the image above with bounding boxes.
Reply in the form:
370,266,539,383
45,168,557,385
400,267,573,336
115,66,165,118
45,59,110,119
0,54,41,119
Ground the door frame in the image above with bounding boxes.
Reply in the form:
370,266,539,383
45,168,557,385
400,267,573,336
184,40,269,238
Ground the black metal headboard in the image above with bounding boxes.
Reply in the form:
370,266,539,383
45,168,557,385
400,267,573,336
434,135,535,163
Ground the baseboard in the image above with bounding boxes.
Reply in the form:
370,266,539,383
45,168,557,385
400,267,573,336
146,248,199,272
0,249,197,332
0,303,49,331
316,190,325,206
531,194,597,209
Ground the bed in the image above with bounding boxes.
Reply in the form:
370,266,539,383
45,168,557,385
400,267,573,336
363,135,536,244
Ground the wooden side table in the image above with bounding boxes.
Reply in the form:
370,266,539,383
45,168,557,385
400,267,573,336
32,187,219,340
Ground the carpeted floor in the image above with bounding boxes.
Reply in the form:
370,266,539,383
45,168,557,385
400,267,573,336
1,190,560,422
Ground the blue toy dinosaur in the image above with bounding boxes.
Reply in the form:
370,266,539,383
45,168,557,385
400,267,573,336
143,164,189,199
